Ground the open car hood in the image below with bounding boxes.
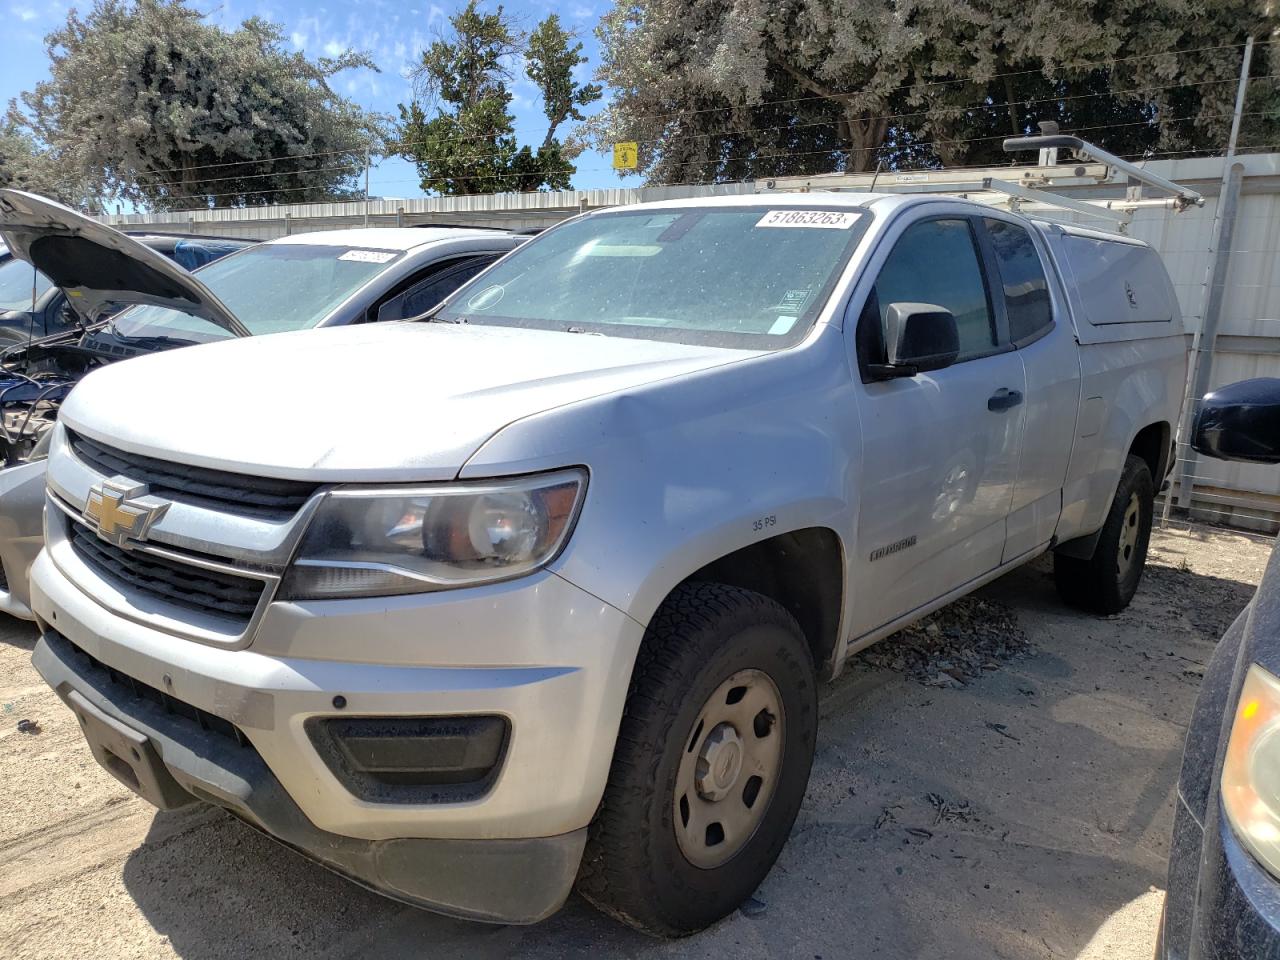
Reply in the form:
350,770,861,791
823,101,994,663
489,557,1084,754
0,189,249,337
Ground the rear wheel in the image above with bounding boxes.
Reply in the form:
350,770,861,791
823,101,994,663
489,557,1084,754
1054,454,1154,614
577,582,817,937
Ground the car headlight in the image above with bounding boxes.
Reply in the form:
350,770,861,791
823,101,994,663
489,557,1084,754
279,469,586,600
1222,663,1280,877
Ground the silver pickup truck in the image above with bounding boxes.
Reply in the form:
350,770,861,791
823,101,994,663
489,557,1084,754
22,191,1185,935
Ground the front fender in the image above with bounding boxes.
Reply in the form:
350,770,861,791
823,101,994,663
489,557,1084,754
460,326,860,631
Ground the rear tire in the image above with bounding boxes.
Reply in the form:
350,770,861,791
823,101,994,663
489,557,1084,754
577,582,817,937
1054,454,1154,614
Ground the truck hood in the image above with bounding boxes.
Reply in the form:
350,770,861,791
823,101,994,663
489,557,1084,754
60,322,761,481
0,189,249,337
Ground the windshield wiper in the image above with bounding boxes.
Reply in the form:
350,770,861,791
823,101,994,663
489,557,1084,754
417,312,467,324
109,334,199,348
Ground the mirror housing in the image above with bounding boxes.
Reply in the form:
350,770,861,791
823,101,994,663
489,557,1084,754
871,302,960,379
1194,378,1280,464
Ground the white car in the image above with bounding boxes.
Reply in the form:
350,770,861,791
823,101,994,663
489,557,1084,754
21,190,1185,934
0,190,522,618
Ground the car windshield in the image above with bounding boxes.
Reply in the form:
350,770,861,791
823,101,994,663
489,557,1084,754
109,243,405,342
434,206,867,347
0,258,54,312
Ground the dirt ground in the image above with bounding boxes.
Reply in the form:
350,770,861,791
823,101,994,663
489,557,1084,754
0,524,1272,960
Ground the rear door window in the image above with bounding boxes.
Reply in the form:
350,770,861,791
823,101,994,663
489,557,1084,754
983,219,1053,343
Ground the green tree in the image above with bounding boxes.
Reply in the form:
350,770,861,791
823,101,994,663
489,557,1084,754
396,2,601,195
0,117,93,207
527,14,603,149
584,0,1280,183
10,0,385,210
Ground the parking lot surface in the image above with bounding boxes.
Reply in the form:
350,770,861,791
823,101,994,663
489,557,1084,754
0,525,1271,959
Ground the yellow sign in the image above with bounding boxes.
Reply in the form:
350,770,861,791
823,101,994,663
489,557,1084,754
612,141,638,170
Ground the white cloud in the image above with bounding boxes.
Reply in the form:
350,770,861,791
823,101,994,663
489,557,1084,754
570,4,594,19
323,39,345,56
290,31,307,49
12,5,37,21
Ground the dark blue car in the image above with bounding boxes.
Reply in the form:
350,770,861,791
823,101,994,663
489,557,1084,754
1162,377,1280,960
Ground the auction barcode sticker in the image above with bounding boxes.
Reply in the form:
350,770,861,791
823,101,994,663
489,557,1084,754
338,249,397,263
756,210,859,229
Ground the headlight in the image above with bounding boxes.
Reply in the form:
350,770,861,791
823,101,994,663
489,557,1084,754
1222,663,1280,878
279,469,586,600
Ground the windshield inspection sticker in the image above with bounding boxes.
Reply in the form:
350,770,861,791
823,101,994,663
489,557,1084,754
780,288,811,311
756,210,859,229
338,249,397,264
769,315,798,335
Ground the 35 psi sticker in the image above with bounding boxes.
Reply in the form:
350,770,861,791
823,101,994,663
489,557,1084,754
756,210,859,229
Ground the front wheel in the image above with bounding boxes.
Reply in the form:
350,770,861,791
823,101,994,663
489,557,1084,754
577,582,817,937
1054,454,1154,614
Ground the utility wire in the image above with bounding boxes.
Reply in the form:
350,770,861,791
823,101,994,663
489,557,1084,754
116,108,1271,195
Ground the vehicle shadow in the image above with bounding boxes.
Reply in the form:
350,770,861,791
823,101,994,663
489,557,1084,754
0,615,39,651
117,547,1260,960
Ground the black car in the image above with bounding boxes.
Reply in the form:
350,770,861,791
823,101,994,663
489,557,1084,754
1161,377,1280,959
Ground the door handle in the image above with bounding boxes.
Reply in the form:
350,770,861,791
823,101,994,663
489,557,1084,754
987,388,1023,412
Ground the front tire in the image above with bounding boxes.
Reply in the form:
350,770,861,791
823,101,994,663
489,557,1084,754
1054,454,1154,614
577,582,817,937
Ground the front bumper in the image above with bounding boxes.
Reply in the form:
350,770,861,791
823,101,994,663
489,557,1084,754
1161,791,1280,959
32,629,586,924
31,546,644,841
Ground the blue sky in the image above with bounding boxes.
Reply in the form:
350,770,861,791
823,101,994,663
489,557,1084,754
2,0,640,200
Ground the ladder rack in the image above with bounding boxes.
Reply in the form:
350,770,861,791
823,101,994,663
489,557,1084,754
757,128,1206,233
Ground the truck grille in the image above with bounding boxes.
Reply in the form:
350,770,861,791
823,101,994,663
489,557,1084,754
67,430,318,521
69,527,265,622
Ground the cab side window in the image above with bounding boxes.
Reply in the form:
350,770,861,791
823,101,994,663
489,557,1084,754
860,218,997,370
375,256,499,323
983,218,1053,344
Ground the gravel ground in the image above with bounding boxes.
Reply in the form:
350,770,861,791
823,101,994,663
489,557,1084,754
0,524,1272,959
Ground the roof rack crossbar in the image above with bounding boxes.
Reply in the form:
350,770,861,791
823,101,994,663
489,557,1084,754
981,177,1131,223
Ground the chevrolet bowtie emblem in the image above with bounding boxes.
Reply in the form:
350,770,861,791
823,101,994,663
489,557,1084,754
83,477,170,549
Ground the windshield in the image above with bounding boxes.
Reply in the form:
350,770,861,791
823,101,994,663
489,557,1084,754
435,206,867,346
110,243,404,342
0,258,54,313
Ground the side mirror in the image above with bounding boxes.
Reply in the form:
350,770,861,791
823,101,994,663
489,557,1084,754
872,302,960,379
1194,378,1280,464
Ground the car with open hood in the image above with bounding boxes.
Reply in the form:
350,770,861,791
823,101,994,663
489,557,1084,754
0,189,523,618
0,229,249,346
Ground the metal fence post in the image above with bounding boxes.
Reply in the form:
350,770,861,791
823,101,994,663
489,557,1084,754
1172,162,1245,508
364,145,371,229
1163,36,1254,522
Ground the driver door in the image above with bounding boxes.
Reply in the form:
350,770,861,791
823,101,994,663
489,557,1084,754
848,215,1027,637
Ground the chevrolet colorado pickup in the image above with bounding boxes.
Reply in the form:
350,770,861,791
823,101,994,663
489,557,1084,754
24,191,1185,935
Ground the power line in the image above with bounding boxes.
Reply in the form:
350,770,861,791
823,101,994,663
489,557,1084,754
116,108,1266,196
119,75,1280,206
128,137,1280,207
599,39,1277,129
